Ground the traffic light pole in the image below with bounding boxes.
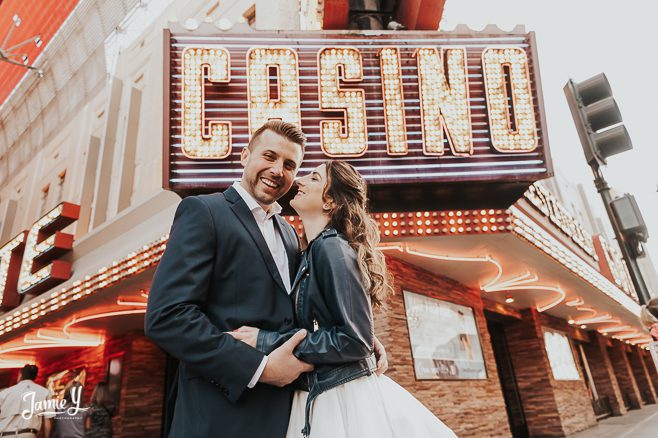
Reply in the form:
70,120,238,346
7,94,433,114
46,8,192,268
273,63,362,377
591,164,652,304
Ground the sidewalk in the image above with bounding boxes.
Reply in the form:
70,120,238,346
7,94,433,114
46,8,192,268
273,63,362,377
570,404,658,438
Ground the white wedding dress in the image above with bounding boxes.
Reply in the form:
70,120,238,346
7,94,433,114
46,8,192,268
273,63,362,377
286,373,457,438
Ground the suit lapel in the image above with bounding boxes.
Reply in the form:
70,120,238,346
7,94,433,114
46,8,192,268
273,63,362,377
226,187,288,294
274,215,299,283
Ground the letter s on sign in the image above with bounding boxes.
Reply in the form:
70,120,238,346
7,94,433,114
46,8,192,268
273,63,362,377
318,47,368,157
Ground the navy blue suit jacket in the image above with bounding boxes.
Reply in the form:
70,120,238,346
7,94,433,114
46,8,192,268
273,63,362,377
145,187,299,438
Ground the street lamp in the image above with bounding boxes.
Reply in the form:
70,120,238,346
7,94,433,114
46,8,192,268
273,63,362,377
564,73,652,304
0,14,44,76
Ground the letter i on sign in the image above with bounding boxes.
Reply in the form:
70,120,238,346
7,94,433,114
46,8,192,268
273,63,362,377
378,47,408,155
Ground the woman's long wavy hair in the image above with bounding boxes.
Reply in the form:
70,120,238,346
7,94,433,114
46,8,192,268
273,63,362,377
321,161,393,308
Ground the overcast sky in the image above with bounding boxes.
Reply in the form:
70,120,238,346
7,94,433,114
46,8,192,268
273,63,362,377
442,0,658,268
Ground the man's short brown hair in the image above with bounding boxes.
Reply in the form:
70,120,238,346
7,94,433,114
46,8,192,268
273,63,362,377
248,120,306,151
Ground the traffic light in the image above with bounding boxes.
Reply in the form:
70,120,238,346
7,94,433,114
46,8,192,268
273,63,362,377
563,73,633,166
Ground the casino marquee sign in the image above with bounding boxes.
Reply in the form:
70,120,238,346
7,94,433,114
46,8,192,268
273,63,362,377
164,30,553,209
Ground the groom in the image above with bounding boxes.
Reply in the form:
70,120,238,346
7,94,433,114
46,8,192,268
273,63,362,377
146,120,386,438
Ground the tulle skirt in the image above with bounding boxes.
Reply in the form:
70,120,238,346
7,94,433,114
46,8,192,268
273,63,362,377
286,374,457,438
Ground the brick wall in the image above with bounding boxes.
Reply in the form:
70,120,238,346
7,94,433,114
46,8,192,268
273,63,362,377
627,347,657,405
35,331,165,437
377,256,511,437
607,341,642,410
504,309,563,436
503,309,596,436
581,333,626,416
641,350,658,391
537,313,597,435
120,336,166,438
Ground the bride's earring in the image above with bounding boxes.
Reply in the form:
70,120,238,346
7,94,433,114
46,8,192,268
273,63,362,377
322,203,331,212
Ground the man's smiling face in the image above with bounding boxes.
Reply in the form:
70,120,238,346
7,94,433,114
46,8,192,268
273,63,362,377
240,129,303,210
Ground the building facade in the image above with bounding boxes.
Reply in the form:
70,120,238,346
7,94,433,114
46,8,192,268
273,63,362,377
0,1,655,437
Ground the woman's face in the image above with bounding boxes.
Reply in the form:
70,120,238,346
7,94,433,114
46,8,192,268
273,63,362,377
290,164,329,216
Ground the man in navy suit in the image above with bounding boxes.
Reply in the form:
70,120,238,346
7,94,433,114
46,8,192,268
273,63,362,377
146,120,314,437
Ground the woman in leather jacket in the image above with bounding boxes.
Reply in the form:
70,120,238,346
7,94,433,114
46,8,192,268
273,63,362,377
231,161,457,438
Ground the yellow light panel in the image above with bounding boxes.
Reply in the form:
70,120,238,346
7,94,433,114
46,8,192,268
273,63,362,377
247,48,301,134
181,47,232,159
482,47,538,152
378,47,408,155
318,47,368,157
415,47,472,156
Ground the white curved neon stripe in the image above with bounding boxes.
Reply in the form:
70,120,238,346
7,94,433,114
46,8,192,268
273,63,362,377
482,272,540,292
379,243,564,312
380,243,505,289
116,298,148,307
599,325,632,334
574,315,617,325
565,297,585,306
0,340,103,355
63,309,146,337
615,332,645,340
0,359,36,369
609,331,640,339
573,306,598,320
496,285,565,312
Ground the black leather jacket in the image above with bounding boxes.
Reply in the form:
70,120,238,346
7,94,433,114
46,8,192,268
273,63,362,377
256,228,376,436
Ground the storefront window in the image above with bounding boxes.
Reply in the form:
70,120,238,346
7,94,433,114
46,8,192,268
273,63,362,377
543,329,580,380
403,291,487,380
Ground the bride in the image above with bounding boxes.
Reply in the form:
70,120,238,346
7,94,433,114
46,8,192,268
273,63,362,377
230,161,457,438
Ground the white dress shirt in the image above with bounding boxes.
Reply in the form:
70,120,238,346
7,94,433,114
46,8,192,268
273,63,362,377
0,379,53,434
231,182,292,388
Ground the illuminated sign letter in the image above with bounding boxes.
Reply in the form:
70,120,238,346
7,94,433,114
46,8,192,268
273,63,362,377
482,47,538,152
415,47,472,156
181,47,232,159
318,47,368,157
247,48,301,134
0,232,27,310
18,202,80,296
378,47,408,155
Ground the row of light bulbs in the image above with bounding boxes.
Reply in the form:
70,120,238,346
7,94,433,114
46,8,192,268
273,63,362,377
0,236,168,337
